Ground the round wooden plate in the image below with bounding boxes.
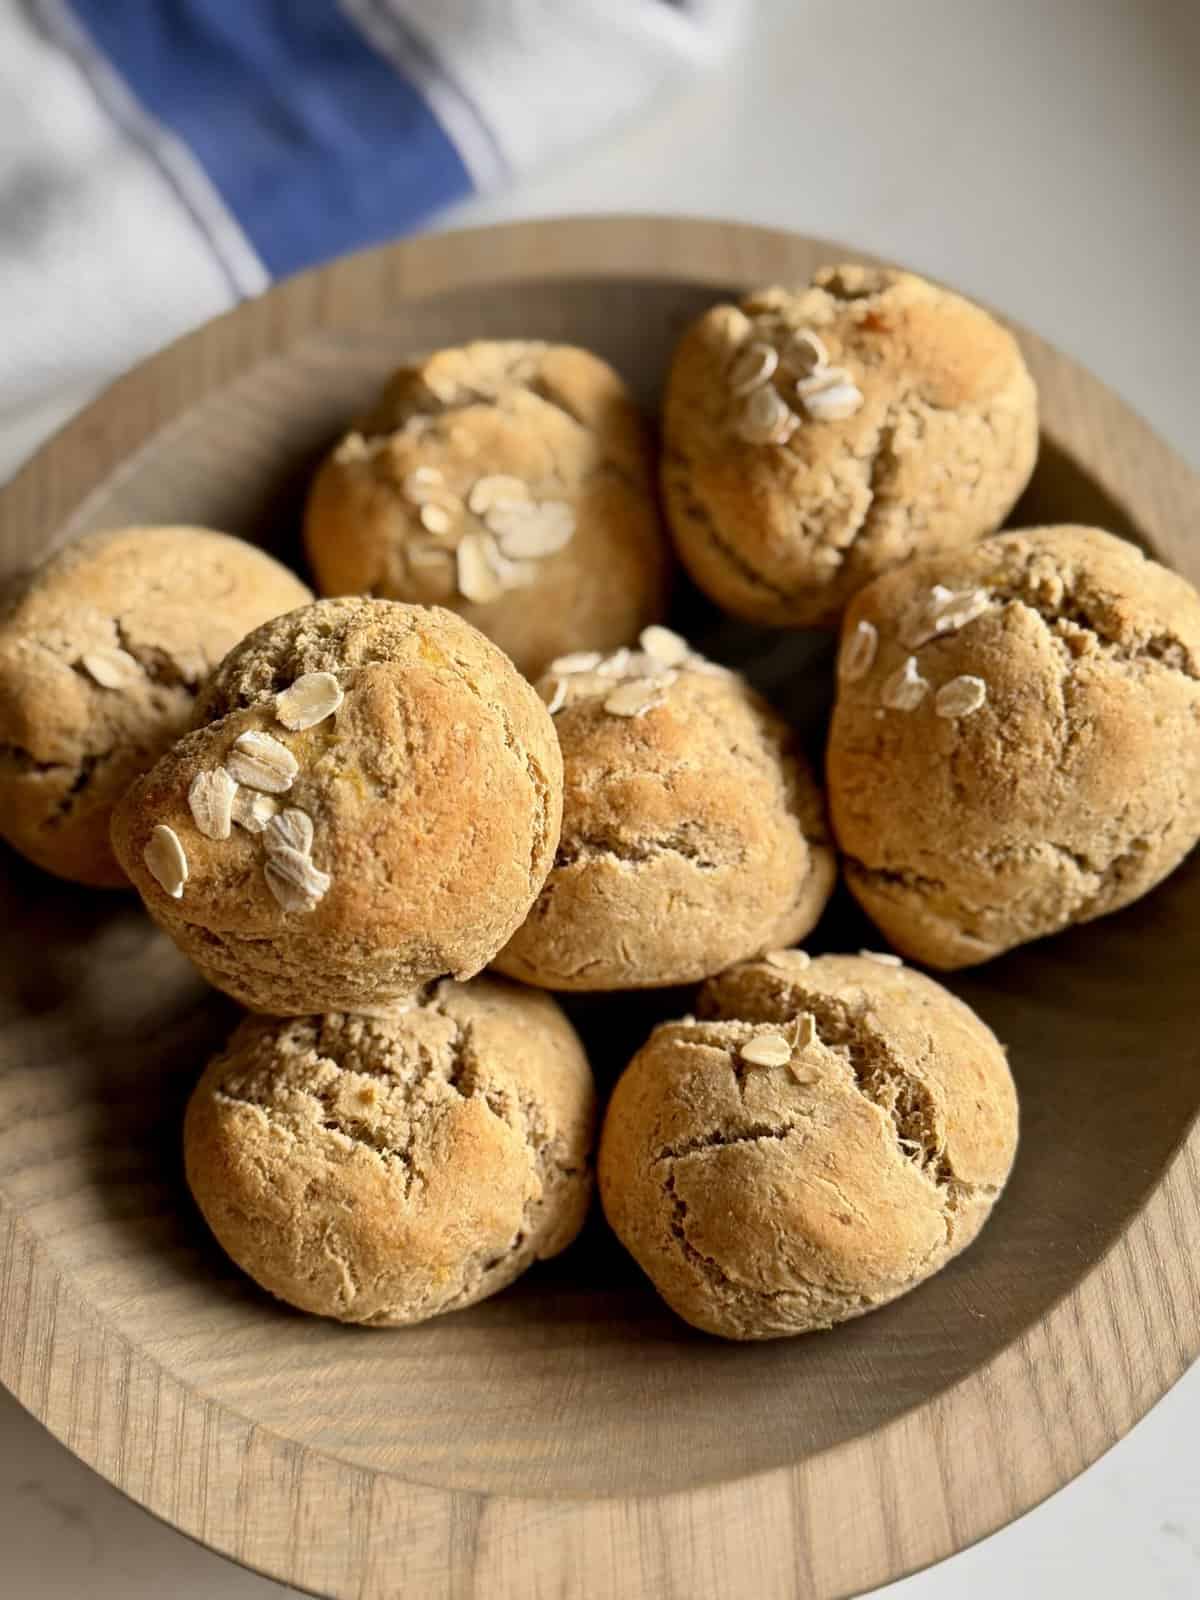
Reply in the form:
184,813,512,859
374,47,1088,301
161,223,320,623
1,218,1199,1600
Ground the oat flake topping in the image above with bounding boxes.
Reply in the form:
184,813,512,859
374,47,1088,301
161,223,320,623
227,730,299,794
188,767,236,841
935,675,988,719
144,824,187,899
839,619,879,682
398,467,577,604
265,846,331,914
765,948,811,970
604,680,666,718
859,949,903,967
81,648,143,690
740,1032,793,1068
232,789,278,834
275,672,344,731
880,655,929,712
729,317,863,439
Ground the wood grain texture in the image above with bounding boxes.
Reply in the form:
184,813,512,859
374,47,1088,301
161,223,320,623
2,217,1200,1599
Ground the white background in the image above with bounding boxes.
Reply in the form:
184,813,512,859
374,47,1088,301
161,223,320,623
2,0,1199,1595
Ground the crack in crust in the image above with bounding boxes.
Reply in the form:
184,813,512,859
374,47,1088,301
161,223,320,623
662,270,1037,629
0,529,311,885
694,994,955,1189
307,342,669,680
207,601,555,894
657,1119,808,1162
3,721,168,832
0,741,71,778
215,1086,421,1185
4,614,199,831
50,750,104,821
355,373,645,511
201,989,592,1321
800,997,952,1186
662,447,793,602
604,958,1016,1338
659,1168,874,1332
846,808,1182,939
1043,608,1194,672
835,530,1200,964
359,345,555,434
852,416,900,545
113,616,205,691
497,666,833,989
158,599,561,1010
554,828,728,874
351,342,647,496
908,539,1200,684
524,374,590,432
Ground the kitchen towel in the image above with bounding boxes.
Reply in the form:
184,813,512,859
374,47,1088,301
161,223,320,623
1,0,743,478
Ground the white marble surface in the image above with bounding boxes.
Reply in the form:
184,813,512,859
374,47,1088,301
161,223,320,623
2,1,1198,1595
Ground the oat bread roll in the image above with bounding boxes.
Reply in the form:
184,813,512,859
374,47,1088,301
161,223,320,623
111,598,562,1014
598,952,1017,1340
0,526,311,887
662,266,1038,629
304,340,671,679
185,979,595,1325
493,629,836,990
827,525,1200,968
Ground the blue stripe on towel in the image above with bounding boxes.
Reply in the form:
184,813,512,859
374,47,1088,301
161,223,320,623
64,0,475,277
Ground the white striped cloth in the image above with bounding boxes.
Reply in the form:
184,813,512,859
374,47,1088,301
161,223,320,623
0,0,743,480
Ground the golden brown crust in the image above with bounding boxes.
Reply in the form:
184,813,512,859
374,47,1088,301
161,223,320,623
826,525,1200,968
0,527,311,887
493,644,836,990
184,978,596,1325
112,598,563,1013
598,953,1017,1340
304,341,672,678
661,266,1038,629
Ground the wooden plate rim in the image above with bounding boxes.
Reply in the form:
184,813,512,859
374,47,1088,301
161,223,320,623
2,215,1199,1600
